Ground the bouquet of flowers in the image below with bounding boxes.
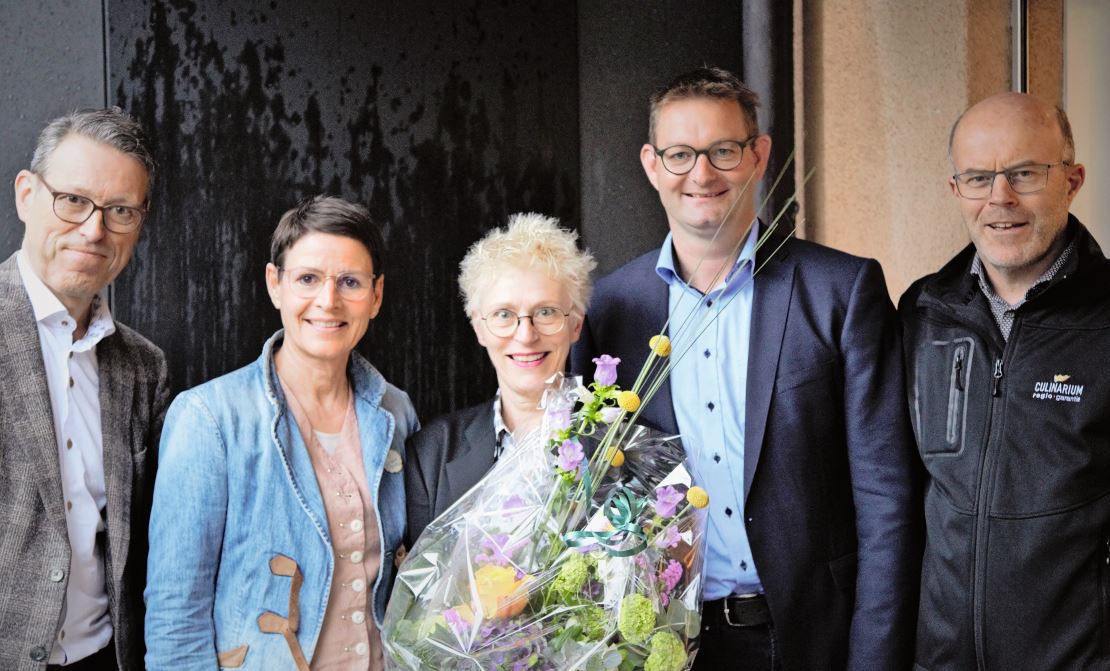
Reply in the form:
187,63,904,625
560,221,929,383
385,153,806,670
383,356,709,671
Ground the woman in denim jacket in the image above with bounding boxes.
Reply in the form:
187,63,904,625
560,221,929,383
146,196,418,670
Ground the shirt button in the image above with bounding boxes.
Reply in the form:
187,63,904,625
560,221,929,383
351,610,366,624
66,439,73,450
350,550,364,563
49,568,65,582
69,377,74,388
355,642,369,656
350,519,364,532
66,501,72,511
351,578,366,592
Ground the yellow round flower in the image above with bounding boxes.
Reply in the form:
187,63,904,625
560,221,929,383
686,486,709,509
473,565,531,619
610,449,626,467
617,390,641,412
649,335,672,357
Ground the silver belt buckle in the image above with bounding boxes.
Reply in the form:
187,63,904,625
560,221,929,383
722,593,758,627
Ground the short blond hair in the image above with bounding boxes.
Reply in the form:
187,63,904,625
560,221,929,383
458,212,596,317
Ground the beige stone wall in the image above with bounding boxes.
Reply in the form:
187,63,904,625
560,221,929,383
799,0,1012,299
1028,0,1064,105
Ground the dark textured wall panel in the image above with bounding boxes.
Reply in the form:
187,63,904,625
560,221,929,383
0,0,106,257
578,0,793,275
107,0,579,420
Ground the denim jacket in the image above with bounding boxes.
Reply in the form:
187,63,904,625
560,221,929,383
145,331,418,670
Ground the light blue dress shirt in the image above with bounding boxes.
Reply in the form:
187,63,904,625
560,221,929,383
655,224,762,599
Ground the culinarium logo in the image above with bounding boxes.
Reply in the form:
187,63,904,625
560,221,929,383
1032,374,1085,403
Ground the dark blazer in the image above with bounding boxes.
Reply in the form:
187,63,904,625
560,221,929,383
570,231,919,670
405,400,496,545
0,253,170,670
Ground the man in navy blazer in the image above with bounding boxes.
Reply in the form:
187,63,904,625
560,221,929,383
570,67,918,670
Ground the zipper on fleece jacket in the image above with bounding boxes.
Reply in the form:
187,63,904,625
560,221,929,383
972,333,1013,669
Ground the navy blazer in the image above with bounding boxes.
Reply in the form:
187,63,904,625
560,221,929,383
571,231,919,670
404,401,497,546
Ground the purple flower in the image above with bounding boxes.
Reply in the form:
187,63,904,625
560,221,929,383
557,439,585,472
592,355,621,386
476,532,528,566
546,407,572,431
443,607,468,637
660,559,683,592
502,495,526,511
655,525,681,549
654,485,684,518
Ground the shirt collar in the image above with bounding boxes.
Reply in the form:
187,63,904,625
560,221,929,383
16,249,116,345
970,236,1076,307
492,392,513,459
655,220,760,290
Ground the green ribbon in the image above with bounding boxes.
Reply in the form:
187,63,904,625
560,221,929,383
563,486,649,557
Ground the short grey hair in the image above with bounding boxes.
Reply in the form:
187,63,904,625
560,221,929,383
948,101,1076,166
30,107,155,198
458,212,596,317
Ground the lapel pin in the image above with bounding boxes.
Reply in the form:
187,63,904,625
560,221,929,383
384,449,403,473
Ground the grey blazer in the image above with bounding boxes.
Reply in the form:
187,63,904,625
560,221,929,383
404,400,496,545
0,253,170,670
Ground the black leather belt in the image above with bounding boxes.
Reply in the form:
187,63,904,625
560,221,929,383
704,593,772,627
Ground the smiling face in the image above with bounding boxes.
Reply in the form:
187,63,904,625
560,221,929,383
949,94,1085,296
265,232,383,367
640,97,770,249
472,265,582,407
14,134,149,320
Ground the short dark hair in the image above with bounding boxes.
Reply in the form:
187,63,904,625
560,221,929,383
270,196,386,276
31,107,155,197
648,67,761,145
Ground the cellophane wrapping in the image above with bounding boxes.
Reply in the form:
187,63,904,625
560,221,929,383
384,376,707,671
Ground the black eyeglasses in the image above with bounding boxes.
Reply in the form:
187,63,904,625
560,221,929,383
651,137,757,175
952,162,1070,199
480,306,571,337
36,174,146,233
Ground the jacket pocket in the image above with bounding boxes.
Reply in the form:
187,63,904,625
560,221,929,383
828,551,857,594
914,337,974,455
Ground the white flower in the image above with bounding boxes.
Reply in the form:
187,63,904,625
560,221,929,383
600,407,623,424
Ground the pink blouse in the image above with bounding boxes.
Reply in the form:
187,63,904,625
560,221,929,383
281,381,384,671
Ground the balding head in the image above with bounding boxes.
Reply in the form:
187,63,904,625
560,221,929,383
949,92,1075,165
945,91,1086,303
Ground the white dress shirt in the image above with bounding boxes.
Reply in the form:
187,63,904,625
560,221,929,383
17,251,116,664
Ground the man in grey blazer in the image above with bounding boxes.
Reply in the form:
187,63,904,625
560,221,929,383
0,108,169,670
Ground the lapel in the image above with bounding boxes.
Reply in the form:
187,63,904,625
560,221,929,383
640,263,679,435
444,403,496,506
743,238,796,502
270,366,330,534
0,255,68,531
97,334,135,588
